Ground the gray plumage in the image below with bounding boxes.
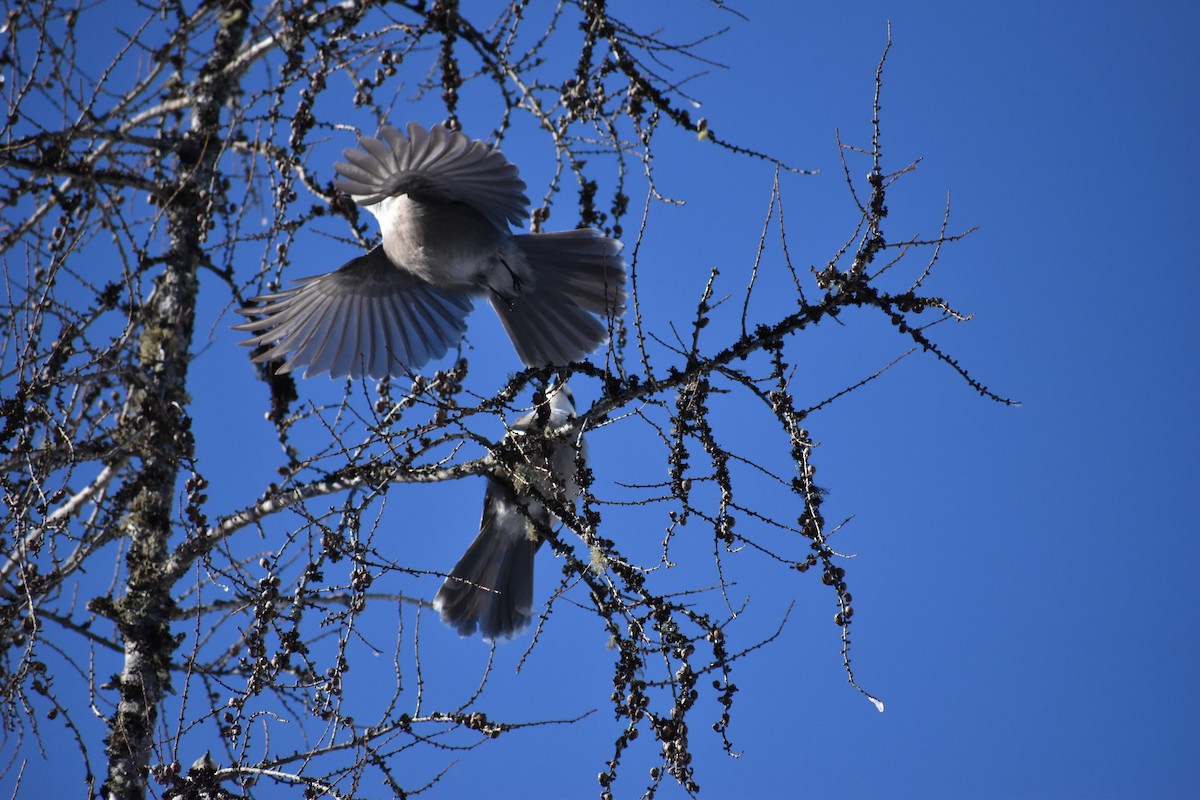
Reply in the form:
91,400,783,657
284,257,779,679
433,384,581,641
233,122,626,378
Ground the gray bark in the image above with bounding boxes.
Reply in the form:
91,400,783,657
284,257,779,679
101,6,250,798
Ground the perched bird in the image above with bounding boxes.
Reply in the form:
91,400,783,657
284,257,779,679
233,122,626,378
434,383,581,641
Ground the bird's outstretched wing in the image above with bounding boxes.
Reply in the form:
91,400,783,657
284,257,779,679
233,246,473,379
334,122,530,231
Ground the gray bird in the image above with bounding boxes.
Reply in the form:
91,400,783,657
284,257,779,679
434,383,581,641
234,122,626,378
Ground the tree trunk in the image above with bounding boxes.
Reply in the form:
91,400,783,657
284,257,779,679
101,6,249,797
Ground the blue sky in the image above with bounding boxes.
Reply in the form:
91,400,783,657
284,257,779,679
389,3,1200,797
621,4,1200,798
7,2,1200,798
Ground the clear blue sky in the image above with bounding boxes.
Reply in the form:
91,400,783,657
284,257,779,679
383,3,1200,797
10,2,1199,798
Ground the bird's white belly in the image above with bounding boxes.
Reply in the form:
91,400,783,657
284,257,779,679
372,195,527,293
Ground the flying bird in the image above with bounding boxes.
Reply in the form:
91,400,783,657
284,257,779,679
234,122,626,378
434,383,581,641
